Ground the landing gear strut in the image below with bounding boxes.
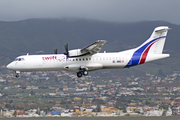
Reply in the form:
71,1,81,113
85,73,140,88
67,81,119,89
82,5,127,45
77,68,88,78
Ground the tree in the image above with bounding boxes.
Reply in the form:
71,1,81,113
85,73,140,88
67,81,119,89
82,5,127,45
96,104,101,112
159,104,169,110
158,69,165,76
90,84,93,91
2,93,8,98
92,99,105,104
66,104,69,109
30,91,34,95
9,100,13,104
36,107,40,115
122,106,127,113
5,104,11,109
13,110,17,117
162,110,167,116
115,90,119,96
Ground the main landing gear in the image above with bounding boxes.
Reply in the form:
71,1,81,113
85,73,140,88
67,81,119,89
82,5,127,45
77,68,88,78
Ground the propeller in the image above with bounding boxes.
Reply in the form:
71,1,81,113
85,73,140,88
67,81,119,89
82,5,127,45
54,48,58,54
64,43,69,59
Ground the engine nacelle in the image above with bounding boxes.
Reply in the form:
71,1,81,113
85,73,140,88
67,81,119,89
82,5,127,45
68,49,83,57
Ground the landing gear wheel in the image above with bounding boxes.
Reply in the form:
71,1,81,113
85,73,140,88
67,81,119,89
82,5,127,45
15,71,20,78
77,72,82,78
15,74,19,78
83,71,88,76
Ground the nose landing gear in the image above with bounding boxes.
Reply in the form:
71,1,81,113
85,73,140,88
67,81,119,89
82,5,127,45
15,71,20,78
15,74,19,78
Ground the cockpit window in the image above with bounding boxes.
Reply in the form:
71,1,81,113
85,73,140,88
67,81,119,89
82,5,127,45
14,58,25,61
14,58,18,61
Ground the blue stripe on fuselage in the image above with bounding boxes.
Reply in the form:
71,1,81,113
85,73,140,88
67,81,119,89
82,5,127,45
125,36,166,68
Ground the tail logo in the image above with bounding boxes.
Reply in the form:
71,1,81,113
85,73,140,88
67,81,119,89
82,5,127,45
125,36,166,67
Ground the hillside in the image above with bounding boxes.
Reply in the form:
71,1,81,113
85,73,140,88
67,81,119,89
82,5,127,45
0,19,180,75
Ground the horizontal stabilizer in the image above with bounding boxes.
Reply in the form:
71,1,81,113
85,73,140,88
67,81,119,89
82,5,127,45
146,53,170,63
155,28,171,33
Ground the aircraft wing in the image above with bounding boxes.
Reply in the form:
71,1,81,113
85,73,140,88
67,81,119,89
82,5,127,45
80,40,107,55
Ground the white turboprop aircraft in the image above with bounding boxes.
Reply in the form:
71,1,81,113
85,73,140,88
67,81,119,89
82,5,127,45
7,26,170,78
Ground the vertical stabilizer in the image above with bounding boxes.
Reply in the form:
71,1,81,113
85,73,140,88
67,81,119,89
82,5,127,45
125,26,170,67
139,26,170,54
149,26,170,54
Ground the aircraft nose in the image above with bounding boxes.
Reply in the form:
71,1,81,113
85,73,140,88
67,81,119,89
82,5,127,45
6,63,13,69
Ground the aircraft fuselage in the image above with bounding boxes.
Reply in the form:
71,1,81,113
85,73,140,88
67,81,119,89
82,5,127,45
7,52,129,73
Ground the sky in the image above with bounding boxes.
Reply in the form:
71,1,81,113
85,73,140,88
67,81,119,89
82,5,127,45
0,0,180,25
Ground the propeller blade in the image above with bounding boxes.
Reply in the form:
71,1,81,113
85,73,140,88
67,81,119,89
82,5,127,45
65,43,68,53
54,48,57,54
64,43,69,59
